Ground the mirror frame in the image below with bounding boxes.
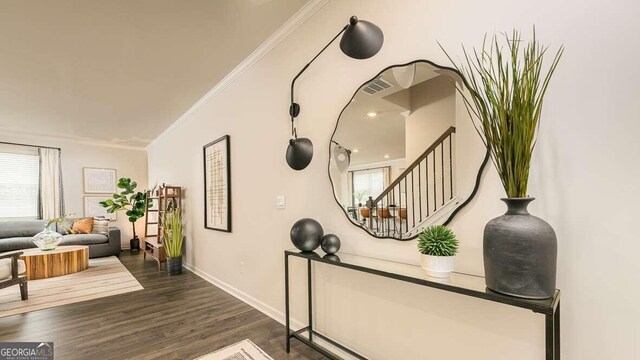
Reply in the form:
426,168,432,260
328,59,490,241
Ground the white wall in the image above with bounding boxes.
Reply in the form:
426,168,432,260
405,74,456,163
0,132,148,247
147,0,640,359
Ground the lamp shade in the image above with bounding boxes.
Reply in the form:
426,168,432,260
339,16,384,60
286,138,313,170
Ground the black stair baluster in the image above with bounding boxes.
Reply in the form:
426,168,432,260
417,162,422,223
433,151,437,212
425,156,429,217
449,134,453,200
411,170,416,229
404,177,408,233
441,143,445,206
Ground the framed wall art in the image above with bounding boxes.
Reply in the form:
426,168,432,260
83,167,117,193
203,135,231,232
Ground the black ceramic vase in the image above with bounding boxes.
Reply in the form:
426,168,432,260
484,198,557,299
167,256,183,276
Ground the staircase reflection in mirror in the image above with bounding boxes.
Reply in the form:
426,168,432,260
328,60,489,240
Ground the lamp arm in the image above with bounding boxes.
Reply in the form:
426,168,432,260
290,24,348,138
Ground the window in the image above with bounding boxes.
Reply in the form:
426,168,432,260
350,167,390,206
0,149,40,219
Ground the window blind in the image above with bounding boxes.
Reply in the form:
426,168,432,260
0,151,40,219
351,168,385,206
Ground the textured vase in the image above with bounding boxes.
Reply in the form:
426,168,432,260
167,256,183,276
484,198,557,299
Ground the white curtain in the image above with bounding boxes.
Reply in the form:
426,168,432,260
38,148,64,219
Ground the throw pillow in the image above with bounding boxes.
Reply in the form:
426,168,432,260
92,218,109,235
72,217,94,234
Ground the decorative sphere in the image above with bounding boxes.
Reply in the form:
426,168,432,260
323,254,341,262
290,218,324,252
320,234,341,254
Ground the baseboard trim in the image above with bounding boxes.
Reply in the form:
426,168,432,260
183,262,305,330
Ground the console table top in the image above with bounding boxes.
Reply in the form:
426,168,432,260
285,249,560,315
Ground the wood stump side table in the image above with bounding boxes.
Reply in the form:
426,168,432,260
19,245,89,280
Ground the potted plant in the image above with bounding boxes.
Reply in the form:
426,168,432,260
441,29,563,298
163,208,184,276
99,178,148,251
417,225,458,278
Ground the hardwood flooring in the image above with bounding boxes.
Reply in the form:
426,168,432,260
0,252,325,360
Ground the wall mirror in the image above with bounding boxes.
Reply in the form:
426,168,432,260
329,60,489,240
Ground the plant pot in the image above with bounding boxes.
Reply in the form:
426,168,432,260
130,236,140,251
420,254,454,278
167,256,182,276
484,198,557,299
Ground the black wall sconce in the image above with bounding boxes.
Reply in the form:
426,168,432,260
286,16,384,171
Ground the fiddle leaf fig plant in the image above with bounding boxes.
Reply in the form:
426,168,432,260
99,178,147,239
440,29,563,198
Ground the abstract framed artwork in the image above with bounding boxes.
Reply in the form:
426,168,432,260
83,167,117,193
84,196,117,221
203,135,231,232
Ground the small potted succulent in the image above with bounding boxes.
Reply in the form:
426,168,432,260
417,225,459,278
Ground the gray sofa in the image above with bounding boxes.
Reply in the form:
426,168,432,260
0,220,121,258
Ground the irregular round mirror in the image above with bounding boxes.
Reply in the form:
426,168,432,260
329,60,489,240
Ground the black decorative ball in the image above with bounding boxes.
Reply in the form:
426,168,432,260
323,254,341,262
290,218,324,252
320,234,341,254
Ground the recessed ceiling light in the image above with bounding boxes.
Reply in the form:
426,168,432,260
352,149,359,153
366,111,377,118
384,154,389,159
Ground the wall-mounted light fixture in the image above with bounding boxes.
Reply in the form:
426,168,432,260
331,140,351,173
286,16,384,171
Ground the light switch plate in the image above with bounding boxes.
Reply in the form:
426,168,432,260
276,195,286,209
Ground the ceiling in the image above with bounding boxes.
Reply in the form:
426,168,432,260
333,63,441,166
0,0,307,148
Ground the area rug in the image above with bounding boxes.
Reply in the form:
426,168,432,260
196,339,273,360
0,256,143,318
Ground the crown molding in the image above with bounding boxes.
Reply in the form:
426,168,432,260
0,129,147,151
147,0,330,149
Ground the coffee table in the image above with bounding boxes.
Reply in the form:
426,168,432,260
19,245,89,280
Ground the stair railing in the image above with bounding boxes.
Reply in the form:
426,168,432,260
366,126,456,237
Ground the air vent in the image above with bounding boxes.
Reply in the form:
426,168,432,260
362,77,392,95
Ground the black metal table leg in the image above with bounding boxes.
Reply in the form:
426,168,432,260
545,300,560,360
308,259,313,341
554,303,560,359
545,313,553,360
285,253,291,353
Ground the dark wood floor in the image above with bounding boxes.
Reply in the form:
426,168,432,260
0,252,325,360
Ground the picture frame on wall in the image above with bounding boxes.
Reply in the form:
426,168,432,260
203,135,231,232
83,167,117,193
84,196,117,221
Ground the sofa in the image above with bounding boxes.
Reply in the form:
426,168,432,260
0,220,121,258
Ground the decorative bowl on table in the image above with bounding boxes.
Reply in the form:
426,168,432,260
33,228,63,251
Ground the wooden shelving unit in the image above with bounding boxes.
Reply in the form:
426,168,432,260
143,186,182,270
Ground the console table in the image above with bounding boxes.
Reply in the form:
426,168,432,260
284,249,560,360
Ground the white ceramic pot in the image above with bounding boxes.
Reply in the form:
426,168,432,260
420,254,455,278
